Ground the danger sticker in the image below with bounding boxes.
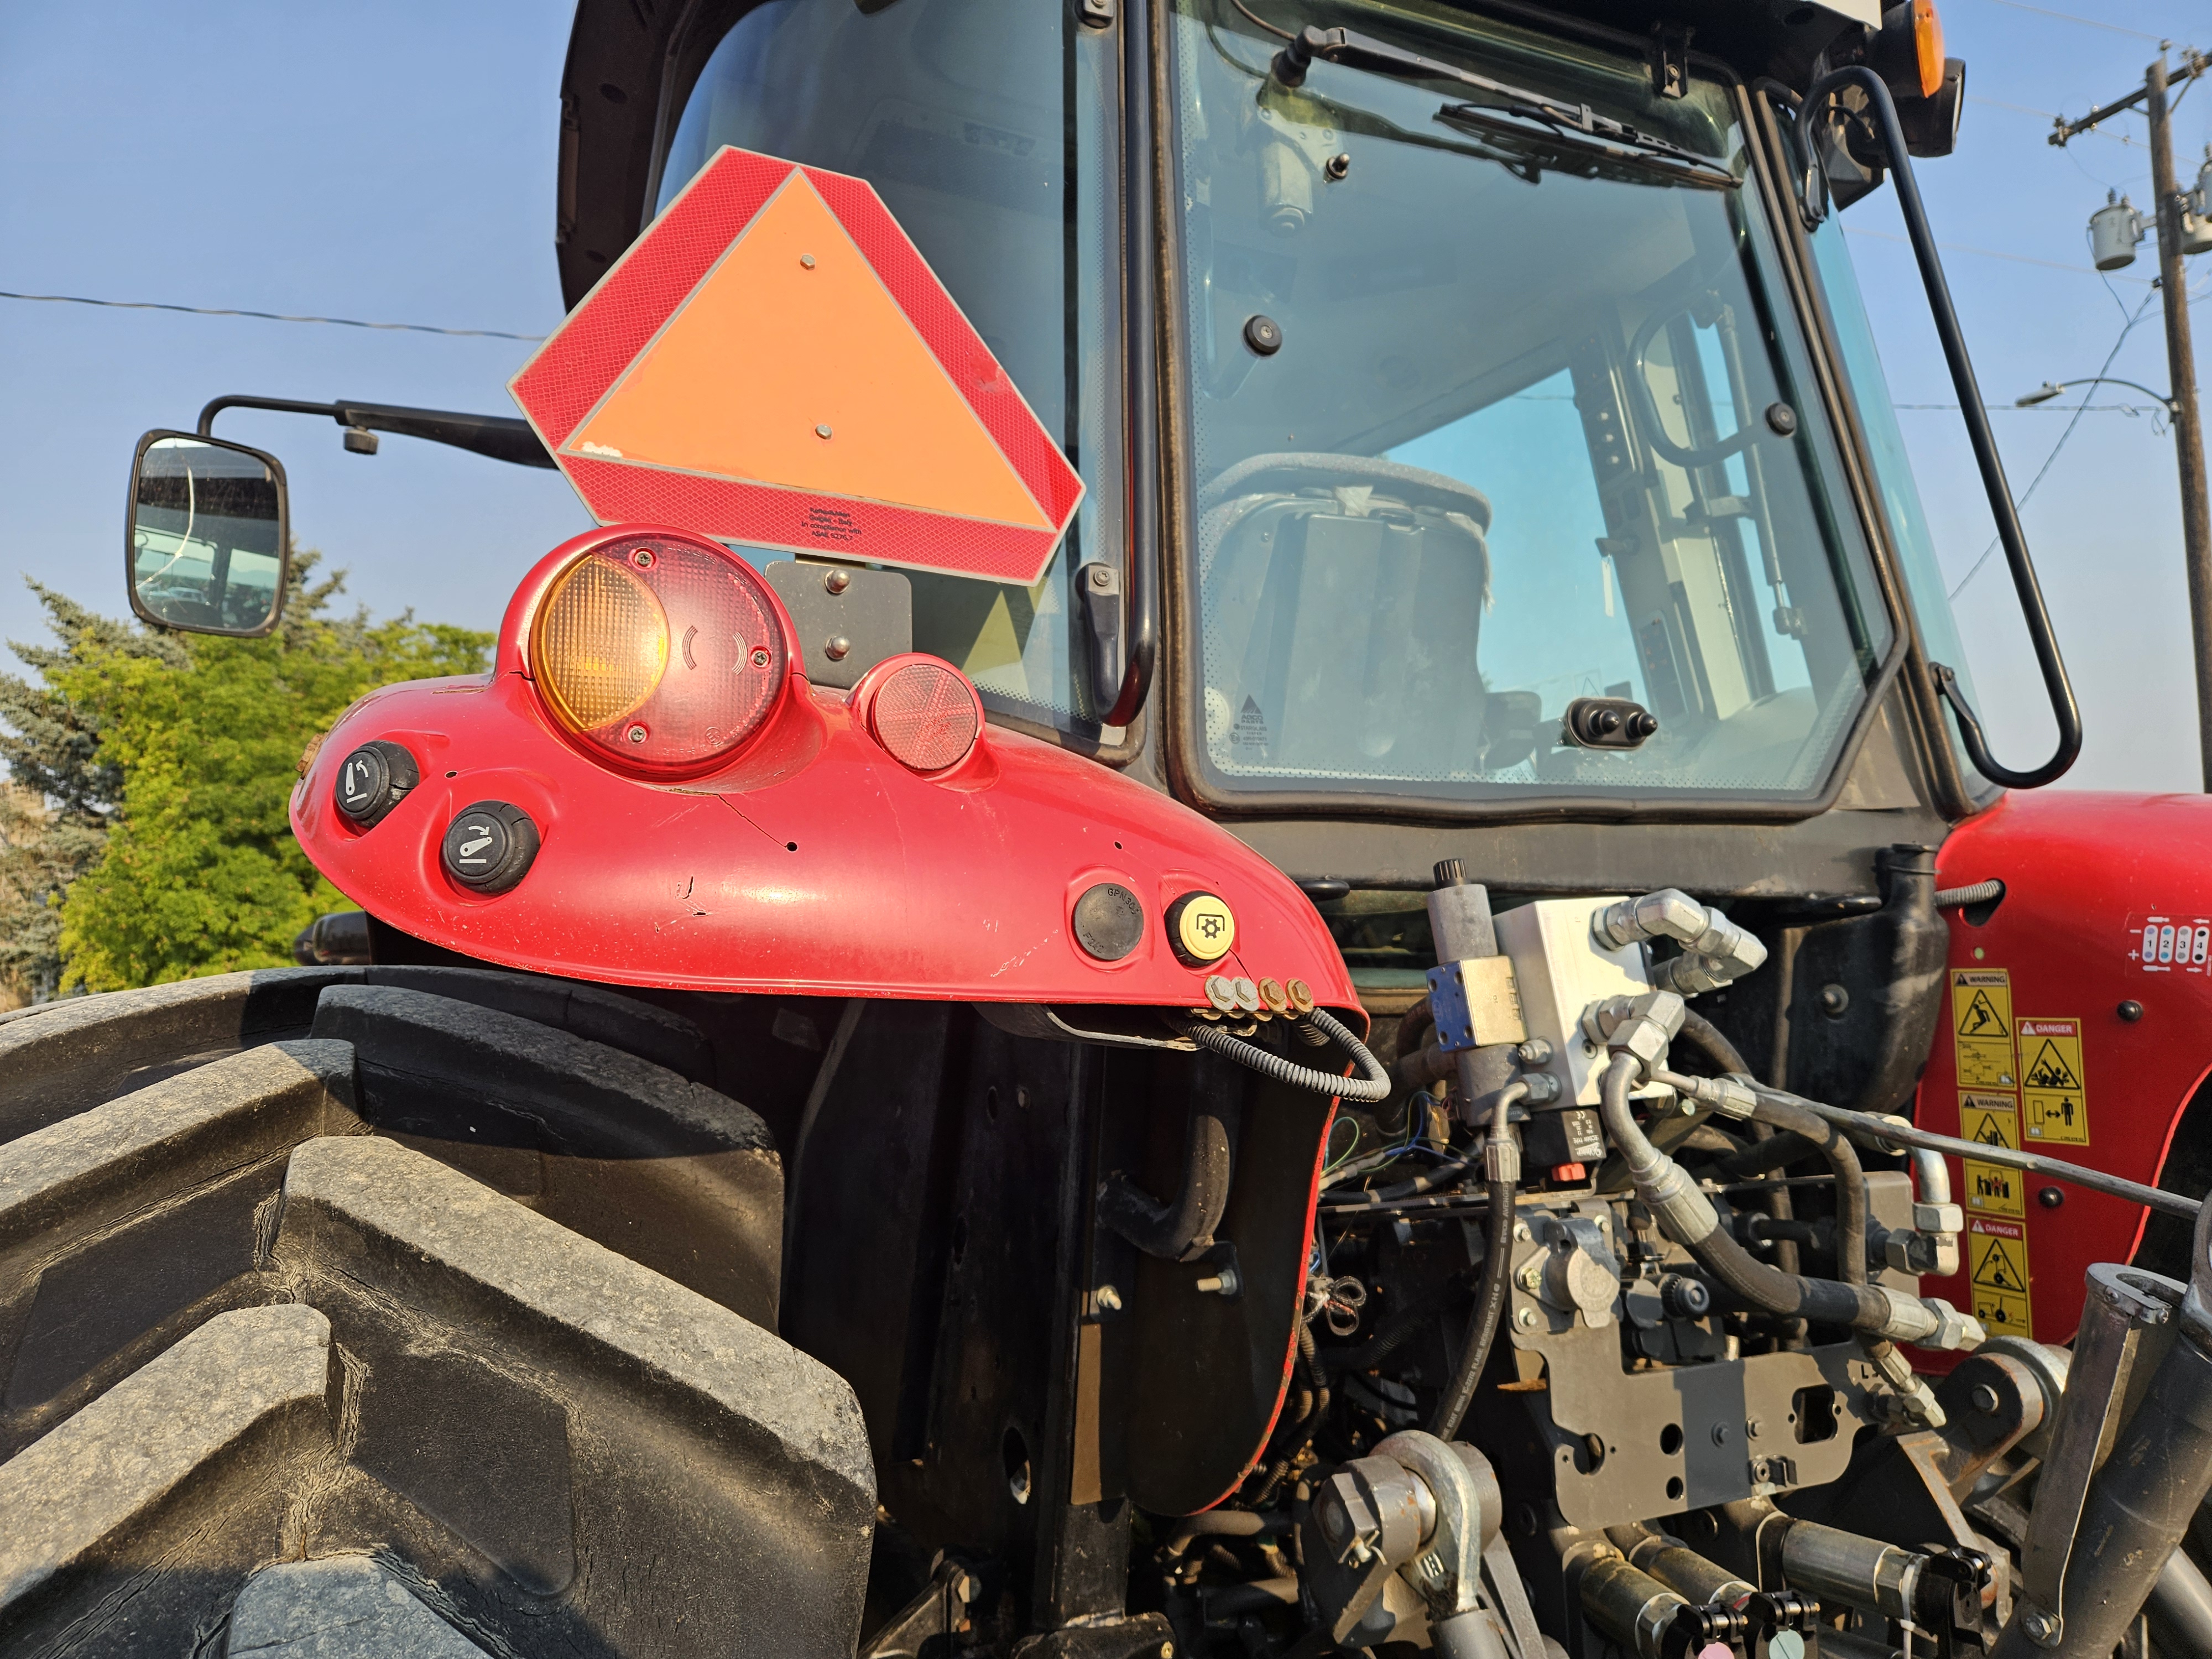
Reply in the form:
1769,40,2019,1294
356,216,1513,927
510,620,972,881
1951,969,2017,1091
2018,1018,2088,1144
1969,1217,2032,1337
1959,1091,2020,1152
1964,1158,2025,1218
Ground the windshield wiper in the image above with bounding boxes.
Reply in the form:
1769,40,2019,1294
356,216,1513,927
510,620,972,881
1271,24,1735,185
1435,101,1736,188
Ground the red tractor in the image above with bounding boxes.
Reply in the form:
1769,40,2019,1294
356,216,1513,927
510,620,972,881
5,1,2211,1656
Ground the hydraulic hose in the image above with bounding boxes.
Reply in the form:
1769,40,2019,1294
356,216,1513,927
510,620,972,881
1746,1094,1868,1286
1176,1006,1391,1104
1431,1122,1521,1443
1674,1008,1749,1076
1598,1056,1961,1344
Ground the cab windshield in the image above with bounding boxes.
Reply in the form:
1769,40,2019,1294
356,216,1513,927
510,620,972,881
1171,1,1894,805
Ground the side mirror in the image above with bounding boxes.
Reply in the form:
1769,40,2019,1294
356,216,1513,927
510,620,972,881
126,431,290,636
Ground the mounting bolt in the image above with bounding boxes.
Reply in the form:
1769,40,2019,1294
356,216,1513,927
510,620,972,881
800,253,817,269
1091,563,1114,588
825,636,851,662
1517,1262,1542,1291
1818,983,1850,1018
626,724,648,744
1514,1306,1539,1330
1970,1382,2002,1415
1094,1284,1123,1313
2118,999,2145,1022
823,567,851,594
1514,1220,1533,1243
1324,152,1350,180
1196,1266,1241,1297
815,423,833,439
2020,1605,2062,1647
1712,1422,1731,1446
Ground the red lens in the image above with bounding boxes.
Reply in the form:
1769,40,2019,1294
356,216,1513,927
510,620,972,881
531,532,787,775
869,659,982,773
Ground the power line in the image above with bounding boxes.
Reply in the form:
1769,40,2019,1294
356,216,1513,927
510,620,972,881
1841,223,2154,283
1948,287,2162,600
1977,0,2170,45
0,289,543,341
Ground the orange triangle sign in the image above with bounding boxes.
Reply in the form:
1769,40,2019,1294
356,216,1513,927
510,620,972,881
511,148,1083,586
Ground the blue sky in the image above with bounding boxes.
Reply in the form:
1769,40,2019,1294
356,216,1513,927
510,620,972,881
2,0,2208,792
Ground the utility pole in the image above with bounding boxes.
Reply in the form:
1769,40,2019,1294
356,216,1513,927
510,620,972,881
2054,50,2212,789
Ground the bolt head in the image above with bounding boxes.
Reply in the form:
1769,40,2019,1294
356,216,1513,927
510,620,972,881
1515,1306,1539,1329
1970,1381,2002,1415
815,423,833,439
626,724,648,744
1091,564,1113,588
800,253,817,269
825,635,851,661
823,567,851,594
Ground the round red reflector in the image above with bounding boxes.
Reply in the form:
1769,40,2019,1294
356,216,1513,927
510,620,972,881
869,659,982,773
531,533,786,775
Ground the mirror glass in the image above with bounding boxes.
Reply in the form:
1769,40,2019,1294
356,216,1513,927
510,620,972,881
128,435,286,634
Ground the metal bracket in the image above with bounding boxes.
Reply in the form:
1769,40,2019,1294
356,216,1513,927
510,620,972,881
1077,562,1125,718
1649,24,1693,100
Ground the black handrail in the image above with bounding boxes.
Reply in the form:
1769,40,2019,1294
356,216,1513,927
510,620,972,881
1804,67,2080,790
1104,0,1160,729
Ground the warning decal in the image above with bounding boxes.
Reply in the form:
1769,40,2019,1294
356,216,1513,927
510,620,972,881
1959,1091,2020,1151
1964,1159,2025,1218
2018,1018,2088,1145
1951,969,2017,1090
1969,1217,2032,1335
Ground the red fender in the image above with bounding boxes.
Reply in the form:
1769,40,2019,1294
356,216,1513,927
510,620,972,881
292,525,1356,1018
1918,790,2212,1348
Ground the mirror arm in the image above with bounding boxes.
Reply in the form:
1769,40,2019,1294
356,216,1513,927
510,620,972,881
197,395,556,470
1804,66,2081,791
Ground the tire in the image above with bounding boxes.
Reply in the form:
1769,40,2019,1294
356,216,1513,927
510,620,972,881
0,971,875,1658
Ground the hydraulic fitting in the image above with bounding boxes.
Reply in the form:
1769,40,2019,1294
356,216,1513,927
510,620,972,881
1586,989,1687,1078
1592,889,1768,997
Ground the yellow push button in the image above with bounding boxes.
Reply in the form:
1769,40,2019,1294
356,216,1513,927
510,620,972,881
1167,891,1237,966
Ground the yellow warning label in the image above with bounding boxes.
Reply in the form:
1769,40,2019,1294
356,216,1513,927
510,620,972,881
1951,969,2017,1090
2019,1018,2088,1145
1964,1159,2025,1217
1969,1218,2032,1335
1959,1091,2020,1151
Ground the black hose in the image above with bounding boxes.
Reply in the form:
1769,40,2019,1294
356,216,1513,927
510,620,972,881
1709,1099,1869,1286
1164,1509,1287,1557
1598,1057,1902,1335
1393,994,1436,1062
1676,1008,1749,1076
1098,1053,1242,1261
1430,1162,1517,1442
1176,1006,1391,1104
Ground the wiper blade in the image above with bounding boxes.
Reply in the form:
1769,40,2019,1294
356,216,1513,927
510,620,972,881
1272,24,1734,184
1436,101,1737,188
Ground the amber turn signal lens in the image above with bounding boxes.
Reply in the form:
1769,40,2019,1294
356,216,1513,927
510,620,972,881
536,554,669,731
1912,0,1944,98
531,533,786,775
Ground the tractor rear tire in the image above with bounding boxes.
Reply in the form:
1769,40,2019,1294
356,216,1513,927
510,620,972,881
0,968,875,1658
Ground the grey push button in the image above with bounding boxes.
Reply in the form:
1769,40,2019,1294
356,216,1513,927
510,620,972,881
440,801,540,894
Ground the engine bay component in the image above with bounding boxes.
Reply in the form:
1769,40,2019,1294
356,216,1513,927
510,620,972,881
1592,888,1768,998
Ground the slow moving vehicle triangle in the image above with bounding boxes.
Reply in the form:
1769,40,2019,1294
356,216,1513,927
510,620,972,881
511,145,1083,585
567,173,1051,533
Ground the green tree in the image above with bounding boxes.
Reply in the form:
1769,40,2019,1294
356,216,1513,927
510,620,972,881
3,555,489,992
0,581,187,998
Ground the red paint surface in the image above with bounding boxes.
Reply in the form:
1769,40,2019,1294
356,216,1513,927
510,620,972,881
1917,790,2212,1348
292,525,1355,1016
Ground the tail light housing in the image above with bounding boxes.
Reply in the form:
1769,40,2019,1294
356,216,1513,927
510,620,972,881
853,654,983,774
529,529,788,776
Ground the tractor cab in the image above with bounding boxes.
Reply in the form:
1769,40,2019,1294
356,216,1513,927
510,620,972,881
51,4,2212,1659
